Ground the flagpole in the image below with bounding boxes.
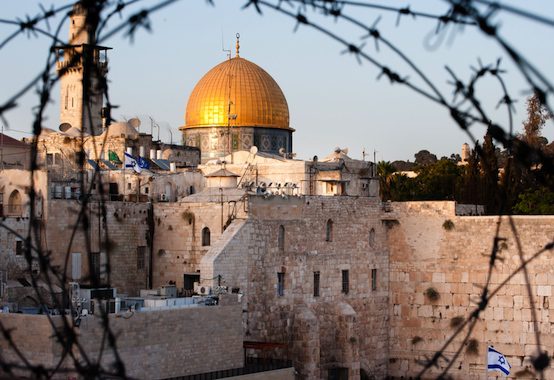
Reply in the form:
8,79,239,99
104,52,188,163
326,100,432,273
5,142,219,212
124,151,126,200
485,345,488,380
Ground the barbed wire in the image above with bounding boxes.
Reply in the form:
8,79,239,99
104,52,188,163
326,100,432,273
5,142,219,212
0,0,553,378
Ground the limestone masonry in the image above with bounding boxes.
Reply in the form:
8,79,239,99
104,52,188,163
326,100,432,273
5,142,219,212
1,2,552,379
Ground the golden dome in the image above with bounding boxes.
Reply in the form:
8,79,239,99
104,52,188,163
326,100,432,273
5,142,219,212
184,57,290,130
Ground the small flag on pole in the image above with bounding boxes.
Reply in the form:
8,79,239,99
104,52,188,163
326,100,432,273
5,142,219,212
487,346,511,376
108,150,121,163
124,152,142,173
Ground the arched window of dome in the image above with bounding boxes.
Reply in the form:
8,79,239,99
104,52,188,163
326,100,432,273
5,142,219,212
369,228,376,247
202,227,211,247
278,225,285,251
8,190,22,216
325,219,333,242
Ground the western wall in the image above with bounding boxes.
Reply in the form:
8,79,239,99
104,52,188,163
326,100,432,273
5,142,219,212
387,201,554,379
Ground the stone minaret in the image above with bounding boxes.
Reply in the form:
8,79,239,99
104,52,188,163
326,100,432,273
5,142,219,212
56,2,111,135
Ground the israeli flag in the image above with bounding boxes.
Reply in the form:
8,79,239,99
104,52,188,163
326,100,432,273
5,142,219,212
124,152,142,173
487,346,511,376
137,156,150,170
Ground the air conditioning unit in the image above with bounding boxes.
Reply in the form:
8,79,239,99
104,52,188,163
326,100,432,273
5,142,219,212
159,193,168,202
160,285,177,298
194,283,211,295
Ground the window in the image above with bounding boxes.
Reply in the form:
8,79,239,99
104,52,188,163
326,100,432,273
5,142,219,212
64,86,69,109
7,190,22,216
127,182,132,190
371,269,377,291
313,271,320,297
369,228,375,247
277,272,285,296
278,225,285,251
341,270,349,294
137,246,146,270
326,219,333,242
15,240,23,256
90,252,100,281
0,192,3,217
202,227,211,247
144,187,149,194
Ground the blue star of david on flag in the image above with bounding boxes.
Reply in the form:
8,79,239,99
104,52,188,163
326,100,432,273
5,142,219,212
487,346,511,376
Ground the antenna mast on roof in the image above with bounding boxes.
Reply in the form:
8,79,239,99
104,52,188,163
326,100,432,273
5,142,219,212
221,31,231,60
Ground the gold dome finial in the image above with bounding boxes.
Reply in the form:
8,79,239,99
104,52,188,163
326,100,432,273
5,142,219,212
235,33,240,57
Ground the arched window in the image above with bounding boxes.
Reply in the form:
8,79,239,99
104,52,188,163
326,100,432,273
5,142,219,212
325,219,333,242
202,227,211,247
7,190,22,216
278,225,285,251
369,228,376,247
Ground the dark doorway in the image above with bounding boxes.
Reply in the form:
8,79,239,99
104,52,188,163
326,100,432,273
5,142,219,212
184,273,200,293
328,368,348,380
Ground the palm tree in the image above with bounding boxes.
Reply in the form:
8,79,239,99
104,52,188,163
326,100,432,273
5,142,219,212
377,161,396,200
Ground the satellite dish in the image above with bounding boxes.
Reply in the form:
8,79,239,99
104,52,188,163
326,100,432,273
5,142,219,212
342,147,349,155
250,146,258,156
128,118,141,130
59,122,72,132
278,147,286,156
313,155,318,162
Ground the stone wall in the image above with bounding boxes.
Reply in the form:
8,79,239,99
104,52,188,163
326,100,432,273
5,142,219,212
153,197,248,289
201,195,390,379
0,304,243,379
387,201,554,379
0,170,48,292
46,200,151,296
0,313,60,376
0,216,34,282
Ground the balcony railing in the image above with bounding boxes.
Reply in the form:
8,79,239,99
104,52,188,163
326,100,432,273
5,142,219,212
4,204,22,217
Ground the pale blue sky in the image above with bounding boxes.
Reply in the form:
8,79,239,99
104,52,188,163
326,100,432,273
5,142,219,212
1,1,553,161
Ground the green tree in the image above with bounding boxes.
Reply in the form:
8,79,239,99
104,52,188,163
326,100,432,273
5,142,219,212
414,150,438,167
377,161,397,200
415,159,462,200
513,187,554,214
481,130,500,213
389,173,417,201
502,93,552,213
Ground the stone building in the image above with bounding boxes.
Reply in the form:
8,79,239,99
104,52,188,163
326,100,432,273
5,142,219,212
0,133,30,170
2,3,554,379
55,1,109,135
